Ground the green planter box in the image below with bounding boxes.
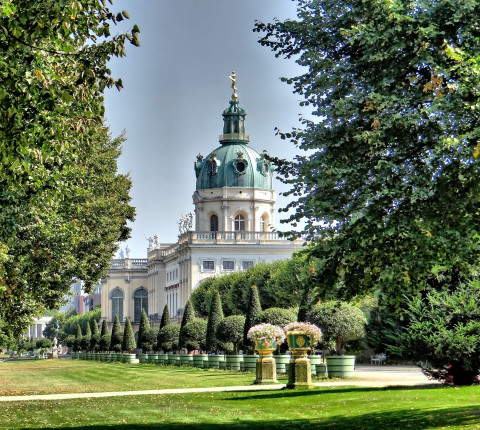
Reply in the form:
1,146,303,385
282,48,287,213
273,354,290,374
207,354,225,369
167,353,180,366
156,354,167,365
316,363,328,378
139,354,149,364
104,353,112,362
123,353,136,364
179,354,194,366
193,354,208,368
242,354,259,372
326,356,355,378
308,355,322,376
71,352,79,360
148,353,158,364
225,355,244,371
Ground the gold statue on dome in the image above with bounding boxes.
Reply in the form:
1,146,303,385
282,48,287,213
229,71,238,100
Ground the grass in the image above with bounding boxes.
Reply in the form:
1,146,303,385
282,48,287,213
0,360,272,395
1,385,480,429
1,360,480,429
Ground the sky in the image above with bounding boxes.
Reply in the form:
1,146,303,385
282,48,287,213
104,1,307,258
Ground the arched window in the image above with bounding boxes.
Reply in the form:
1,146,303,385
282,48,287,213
210,215,219,232
234,214,245,231
260,215,269,232
133,288,148,322
111,288,124,322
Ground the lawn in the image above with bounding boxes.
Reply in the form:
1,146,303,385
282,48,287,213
1,385,480,429
1,360,479,429
0,360,268,396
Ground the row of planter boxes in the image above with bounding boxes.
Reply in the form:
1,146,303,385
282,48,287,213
71,352,330,376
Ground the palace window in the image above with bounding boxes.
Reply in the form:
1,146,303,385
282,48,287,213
133,288,148,322
242,261,254,271
222,260,234,271
111,288,124,322
234,214,245,231
210,214,219,232
260,215,269,232
203,260,215,271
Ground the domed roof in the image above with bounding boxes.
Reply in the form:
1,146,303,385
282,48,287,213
194,98,274,190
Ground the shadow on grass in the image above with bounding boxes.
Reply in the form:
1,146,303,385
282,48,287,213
18,405,480,430
225,384,445,400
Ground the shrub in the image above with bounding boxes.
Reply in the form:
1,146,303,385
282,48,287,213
141,327,158,352
100,320,109,337
307,301,367,355
81,321,92,351
206,290,224,353
64,335,75,349
179,320,207,352
36,338,52,349
109,315,123,352
256,307,297,327
90,319,100,352
157,324,180,352
216,315,246,354
137,309,150,352
122,317,136,352
243,285,262,353
160,304,171,329
403,280,480,385
74,324,82,352
99,334,111,351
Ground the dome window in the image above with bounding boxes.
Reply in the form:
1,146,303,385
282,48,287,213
233,152,248,175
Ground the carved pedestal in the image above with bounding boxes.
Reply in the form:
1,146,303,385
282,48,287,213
286,357,313,389
255,357,277,384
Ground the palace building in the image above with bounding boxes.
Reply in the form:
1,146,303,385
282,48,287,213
100,77,303,330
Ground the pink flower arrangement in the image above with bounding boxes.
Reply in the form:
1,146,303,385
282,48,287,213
247,323,286,345
283,322,323,345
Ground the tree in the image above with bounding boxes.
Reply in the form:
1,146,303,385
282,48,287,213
43,312,66,341
157,324,180,353
136,309,150,352
403,279,480,386
205,290,224,353
0,0,139,336
216,315,245,354
257,308,297,328
179,320,207,353
109,314,123,353
255,0,480,310
74,324,82,352
243,285,262,353
100,320,109,338
307,301,367,356
180,300,195,330
121,317,136,352
81,320,92,351
160,304,171,329
141,328,158,353
90,318,100,352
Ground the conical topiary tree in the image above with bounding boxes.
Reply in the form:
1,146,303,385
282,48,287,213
122,317,136,352
74,324,83,352
100,320,109,337
109,314,123,352
137,309,150,352
206,290,224,353
180,300,195,330
178,300,195,350
90,319,100,352
160,304,171,329
243,285,262,353
81,320,92,351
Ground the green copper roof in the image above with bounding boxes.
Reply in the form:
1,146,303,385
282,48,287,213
195,98,274,190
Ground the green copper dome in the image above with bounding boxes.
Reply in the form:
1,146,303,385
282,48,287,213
195,99,274,190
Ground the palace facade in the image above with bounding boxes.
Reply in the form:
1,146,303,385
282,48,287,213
100,86,303,330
